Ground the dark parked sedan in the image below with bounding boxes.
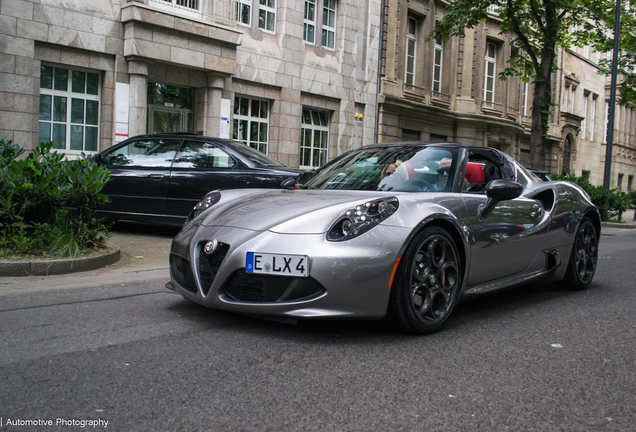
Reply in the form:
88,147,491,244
528,168,551,181
94,133,304,226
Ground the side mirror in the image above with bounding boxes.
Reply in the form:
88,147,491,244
281,177,297,190
479,179,524,219
298,171,315,184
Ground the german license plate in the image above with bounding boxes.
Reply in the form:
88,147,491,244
246,252,308,277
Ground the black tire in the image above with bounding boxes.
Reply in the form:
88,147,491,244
387,226,462,334
558,217,598,290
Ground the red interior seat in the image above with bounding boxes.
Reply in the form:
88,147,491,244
465,163,485,183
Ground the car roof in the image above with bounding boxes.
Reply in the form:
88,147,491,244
352,141,468,150
122,133,232,144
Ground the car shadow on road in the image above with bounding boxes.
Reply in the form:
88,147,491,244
163,294,395,341
162,280,599,342
447,280,599,331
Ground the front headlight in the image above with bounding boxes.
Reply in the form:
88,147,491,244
327,197,399,241
186,190,221,224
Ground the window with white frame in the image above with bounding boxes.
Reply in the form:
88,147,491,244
151,0,200,18
235,0,251,26
590,95,596,139
432,33,443,93
604,101,609,143
581,93,589,139
304,0,316,43
563,83,576,113
300,108,329,168
258,0,276,33
404,16,417,86
521,81,529,116
233,96,270,154
39,65,100,152
321,0,336,49
484,42,496,103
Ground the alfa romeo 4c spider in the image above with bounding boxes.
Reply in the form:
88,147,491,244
167,142,600,334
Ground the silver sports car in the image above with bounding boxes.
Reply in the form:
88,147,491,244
167,142,600,334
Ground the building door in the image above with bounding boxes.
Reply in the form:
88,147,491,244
147,83,194,134
148,105,192,133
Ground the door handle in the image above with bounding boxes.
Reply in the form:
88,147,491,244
150,174,164,180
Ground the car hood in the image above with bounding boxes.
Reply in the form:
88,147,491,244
196,189,398,234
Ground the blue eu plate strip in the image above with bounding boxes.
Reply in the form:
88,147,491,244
246,252,254,273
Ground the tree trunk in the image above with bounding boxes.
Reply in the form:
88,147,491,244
529,81,547,170
529,48,557,171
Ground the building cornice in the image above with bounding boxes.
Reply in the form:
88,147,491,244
382,94,527,133
121,3,243,46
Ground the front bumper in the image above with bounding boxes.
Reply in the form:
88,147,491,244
169,222,410,319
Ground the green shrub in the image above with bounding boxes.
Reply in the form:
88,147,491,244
0,140,111,258
551,172,631,222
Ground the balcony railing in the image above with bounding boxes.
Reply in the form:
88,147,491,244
481,100,504,113
403,83,426,98
522,115,532,125
487,4,499,15
150,0,201,18
432,91,452,103
507,106,518,119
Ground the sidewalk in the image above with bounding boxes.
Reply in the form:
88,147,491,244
105,222,179,271
0,222,177,294
603,209,636,229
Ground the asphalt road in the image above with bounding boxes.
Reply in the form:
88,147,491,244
0,228,635,431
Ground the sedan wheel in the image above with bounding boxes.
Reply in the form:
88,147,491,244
388,226,461,334
559,217,598,290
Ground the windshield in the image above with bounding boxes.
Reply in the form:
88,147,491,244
305,146,458,192
228,141,286,167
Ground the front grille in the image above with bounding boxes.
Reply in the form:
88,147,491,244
198,242,230,296
170,255,197,293
223,272,294,302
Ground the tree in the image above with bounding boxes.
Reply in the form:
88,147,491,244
597,0,636,105
431,0,608,170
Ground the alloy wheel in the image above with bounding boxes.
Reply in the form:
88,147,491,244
409,234,460,326
573,220,597,285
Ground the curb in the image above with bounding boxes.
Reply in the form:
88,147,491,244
601,221,636,229
0,244,121,277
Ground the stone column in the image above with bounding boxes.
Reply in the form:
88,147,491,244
205,74,226,137
128,60,149,137
0,36,38,148
632,108,636,147
613,102,620,145
455,29,476,113
614,104,625,144
278,88,302,167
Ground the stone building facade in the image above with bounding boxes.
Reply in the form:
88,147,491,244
376,0,636,190
551,35,636,190
1,0,635,189
0,0,380,169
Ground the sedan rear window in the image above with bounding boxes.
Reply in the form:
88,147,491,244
228,141,285,167
104,139,181,167
173,142,237,169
